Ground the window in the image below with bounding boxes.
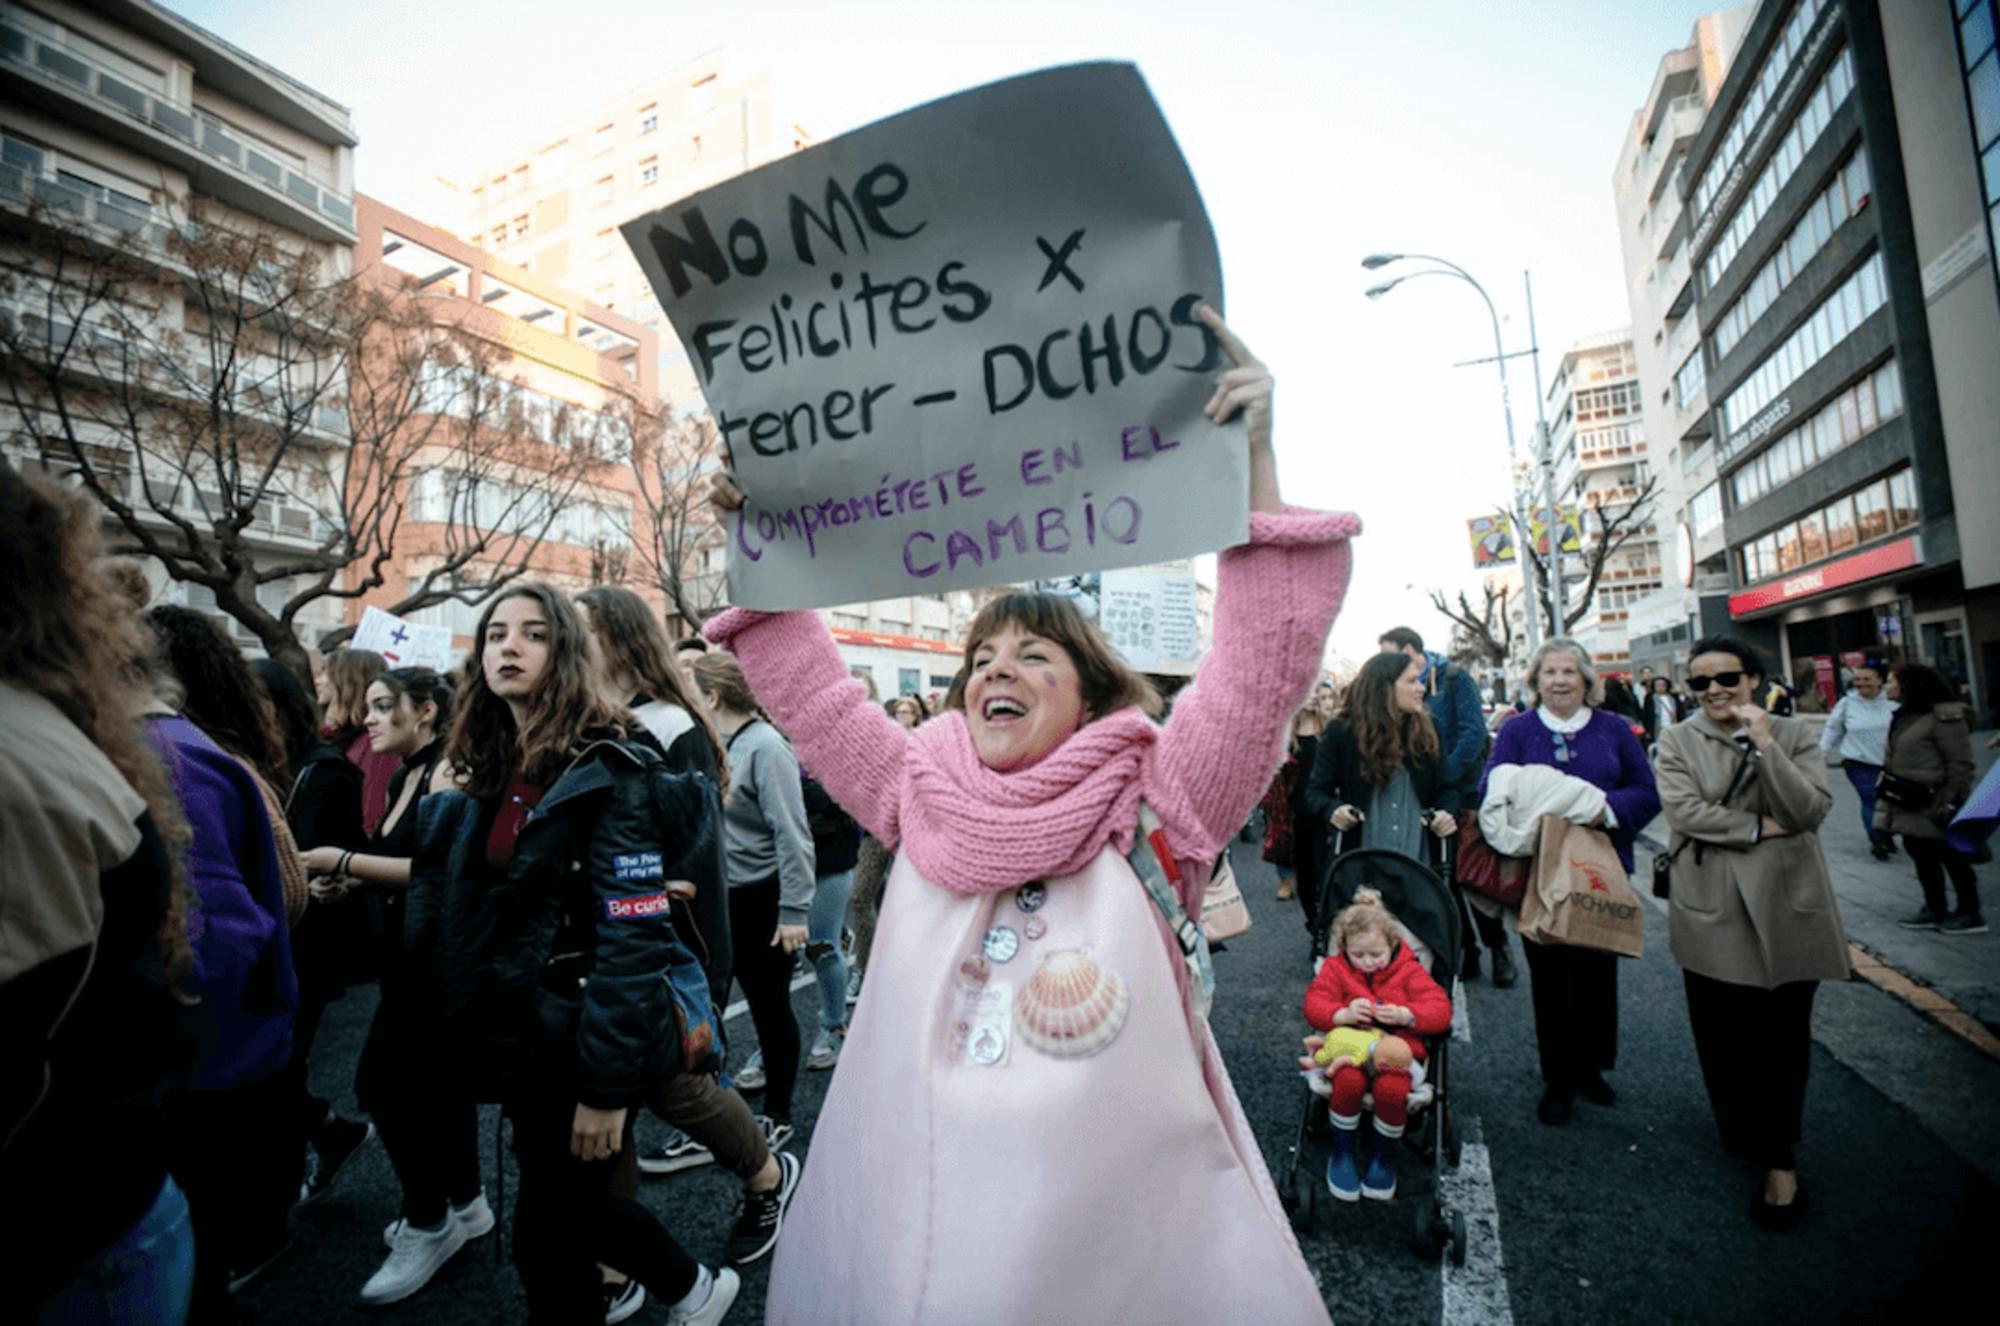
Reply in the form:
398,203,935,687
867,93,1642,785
691,75,718,114
1694,0,1827,218
593,176,614,206
1701,46,1858,290
511,214,529,239
639,103,659,134
1853,480,1891,542
1710,150,1875,363
691,134,702,160
510,166,528,196
593,229,614,262
1726,357,1905,508
1674,350,1706,408
637,157,658,188
1823,493,1857,554
489,226,506,248
592,124,614,156
1887,468,1920,531
1957,1,2000,277
1719,253,1889,447
1691,482,1724,537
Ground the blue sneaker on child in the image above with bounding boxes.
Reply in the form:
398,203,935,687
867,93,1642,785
1324,1127,1361,1203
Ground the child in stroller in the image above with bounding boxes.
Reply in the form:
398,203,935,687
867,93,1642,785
1299,888,1452,1202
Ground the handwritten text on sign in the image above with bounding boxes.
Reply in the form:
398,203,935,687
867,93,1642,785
622,62,1247,610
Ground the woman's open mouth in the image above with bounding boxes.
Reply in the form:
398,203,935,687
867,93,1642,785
981,696,1027,724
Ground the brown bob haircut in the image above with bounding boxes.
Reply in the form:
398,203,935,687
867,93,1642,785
943,592,1157,721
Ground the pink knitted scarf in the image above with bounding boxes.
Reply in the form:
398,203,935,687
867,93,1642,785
899,705,1160,894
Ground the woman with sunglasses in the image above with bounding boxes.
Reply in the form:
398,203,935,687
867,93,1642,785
1653,635,1845,1230
1481,637,1659,1126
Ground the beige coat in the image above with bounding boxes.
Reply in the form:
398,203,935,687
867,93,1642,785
1654,714,1849,989
1873,703,1975,841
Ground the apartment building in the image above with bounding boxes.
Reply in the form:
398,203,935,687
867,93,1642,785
1544,330,1664,674
444,51,809,410
1673,0,2000,714
351,195,664,645
0,0,358,649
1611,4,1754,682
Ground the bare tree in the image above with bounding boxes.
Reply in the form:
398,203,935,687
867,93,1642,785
624,400,728,634
0,194,615,676
1429,580,1514,669
1522,476,1662,635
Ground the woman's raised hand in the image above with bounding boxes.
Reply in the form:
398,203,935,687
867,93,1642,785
1197,306,1272,454
1427,810,1458,838
708,471,746,518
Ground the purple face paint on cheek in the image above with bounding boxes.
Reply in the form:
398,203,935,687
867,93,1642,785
1041,670,1060,691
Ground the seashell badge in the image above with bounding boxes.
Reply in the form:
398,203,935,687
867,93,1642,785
1013,948,1129,1059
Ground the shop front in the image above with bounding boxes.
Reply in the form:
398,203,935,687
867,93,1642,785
1726,534,1989,715
1728,535,1925,709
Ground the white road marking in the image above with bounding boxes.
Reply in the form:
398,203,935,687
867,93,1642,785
723,971,816,1023
1451,978,1472,1043
1439,1123,1514,1326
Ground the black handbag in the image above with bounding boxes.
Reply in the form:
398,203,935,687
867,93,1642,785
1655,743,1756,901
1876,770,1937,811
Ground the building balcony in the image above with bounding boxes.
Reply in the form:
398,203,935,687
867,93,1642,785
1643,94,1705,206
0,157,169,246
0,289,351,444
0,14,356,244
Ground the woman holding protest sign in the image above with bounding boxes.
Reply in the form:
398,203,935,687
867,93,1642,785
1654,636,1844,1230
1479,638,1658,1127
704,308,1348,1324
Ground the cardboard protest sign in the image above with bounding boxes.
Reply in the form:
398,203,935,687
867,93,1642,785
623,62,1246,610
350,605,459,674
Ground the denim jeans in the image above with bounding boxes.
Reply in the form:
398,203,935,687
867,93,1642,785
1843,763,1885,843
37,1175,195,1325
806,868,855,1034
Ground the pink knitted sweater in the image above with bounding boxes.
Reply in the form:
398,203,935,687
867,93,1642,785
704,505,1359,909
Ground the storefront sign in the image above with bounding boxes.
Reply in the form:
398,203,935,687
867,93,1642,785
1727,536,1921,617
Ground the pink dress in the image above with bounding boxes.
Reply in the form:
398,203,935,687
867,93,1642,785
707,505,1358,1326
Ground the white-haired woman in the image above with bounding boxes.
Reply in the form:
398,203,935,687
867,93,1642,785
1480,638,1659,1126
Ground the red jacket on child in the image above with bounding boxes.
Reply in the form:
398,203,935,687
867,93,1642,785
1302,943,1452,1060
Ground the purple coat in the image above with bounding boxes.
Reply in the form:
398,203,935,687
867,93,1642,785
1482,707,1660,872
146,715,296,1090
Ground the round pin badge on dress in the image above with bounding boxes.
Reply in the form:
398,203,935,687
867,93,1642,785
1015,881,1047,913
1022,916,1048,942
957,955,991,987
982,925,1021,964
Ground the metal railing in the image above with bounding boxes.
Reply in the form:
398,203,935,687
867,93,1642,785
0,15,354,232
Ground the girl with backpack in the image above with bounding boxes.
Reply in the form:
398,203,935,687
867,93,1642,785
407,584,736,1325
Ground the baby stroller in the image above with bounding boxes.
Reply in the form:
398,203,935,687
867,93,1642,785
1277,837,1466,1264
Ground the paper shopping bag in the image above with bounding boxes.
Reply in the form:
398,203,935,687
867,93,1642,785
1517,816,1644,958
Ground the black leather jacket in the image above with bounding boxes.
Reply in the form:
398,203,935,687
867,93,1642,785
405,734,713,1107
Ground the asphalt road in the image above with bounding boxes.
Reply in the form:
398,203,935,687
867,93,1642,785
239,840,2000,1324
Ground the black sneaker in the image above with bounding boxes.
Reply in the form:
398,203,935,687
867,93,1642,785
602,1277,646,1325
299,1118,375,1205
1898,908,1945,930
637,1127,715,1176
1940,913,1989,935
725,1151,800,1264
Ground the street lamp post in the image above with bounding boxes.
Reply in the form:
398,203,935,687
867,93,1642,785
1362,252,1544,653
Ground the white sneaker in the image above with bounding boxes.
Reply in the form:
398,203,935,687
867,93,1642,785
666,1266,742,1326
360,1216,468,1305
806,1028,843,1071
382,1191,494,1249
732,1051,766,1093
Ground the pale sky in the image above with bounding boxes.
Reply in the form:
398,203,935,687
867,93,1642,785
176,0,1728,661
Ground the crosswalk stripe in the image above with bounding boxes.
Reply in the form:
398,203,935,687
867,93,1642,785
1439,1121,1514,1326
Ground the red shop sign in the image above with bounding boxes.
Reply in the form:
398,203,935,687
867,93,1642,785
1728,536,1921,618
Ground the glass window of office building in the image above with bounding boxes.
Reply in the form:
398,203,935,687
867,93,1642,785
1957,0,2000,273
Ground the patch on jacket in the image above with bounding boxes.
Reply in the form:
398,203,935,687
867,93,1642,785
613,851,665,882
605,891,674,920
